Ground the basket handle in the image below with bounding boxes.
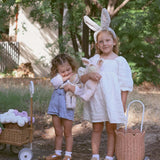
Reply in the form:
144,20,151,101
125,100,145,132
29,81,34,145
30,81,34,98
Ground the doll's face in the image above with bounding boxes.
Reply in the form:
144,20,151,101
96,31,116,55
57,61,73,78
69,74,77,83
88,65,97,73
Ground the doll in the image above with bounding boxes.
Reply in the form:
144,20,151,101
61,73,80,109
80,57,103,101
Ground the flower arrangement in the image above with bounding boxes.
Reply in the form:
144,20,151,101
0,109,35,128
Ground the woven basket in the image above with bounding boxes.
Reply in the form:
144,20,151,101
115,128,145,160
0,123,32,146
4,123,29,129
115,100,145,160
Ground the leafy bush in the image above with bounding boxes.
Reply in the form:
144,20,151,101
112,0,160,84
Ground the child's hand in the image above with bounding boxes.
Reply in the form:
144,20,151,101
63,83,75,93
62,73,74,82
89,72,101,81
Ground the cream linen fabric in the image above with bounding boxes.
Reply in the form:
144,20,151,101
80,54,133,123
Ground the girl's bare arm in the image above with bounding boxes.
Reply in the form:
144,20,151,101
81,72,101,83
121,91,128,112
62,73,74,82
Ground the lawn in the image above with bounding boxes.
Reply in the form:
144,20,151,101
0,78,160,160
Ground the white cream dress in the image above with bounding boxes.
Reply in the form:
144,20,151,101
79,54,133,124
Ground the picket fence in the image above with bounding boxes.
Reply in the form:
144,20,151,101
0,42,20,72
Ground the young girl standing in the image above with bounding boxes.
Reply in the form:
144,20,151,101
80,8,133,160
46,54,79,160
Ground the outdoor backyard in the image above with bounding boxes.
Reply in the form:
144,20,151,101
0,78,160,160
0,1,160,160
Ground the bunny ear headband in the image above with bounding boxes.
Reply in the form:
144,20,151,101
84,8,116,43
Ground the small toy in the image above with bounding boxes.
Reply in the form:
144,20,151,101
80,57,103,101
61,73,80,109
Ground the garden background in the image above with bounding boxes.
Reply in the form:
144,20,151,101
0,0,160,160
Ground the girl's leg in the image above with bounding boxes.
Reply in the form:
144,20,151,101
52,115,63,150
92,122,104,154
105,122,116,157
63,119,73,152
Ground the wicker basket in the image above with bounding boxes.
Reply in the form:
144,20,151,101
4,123,29,129
115,100,145,160
115,128,145,160
0,123,32,146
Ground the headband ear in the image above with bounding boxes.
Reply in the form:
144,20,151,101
84,16,101,32
83,8,116,42
101,8,111,30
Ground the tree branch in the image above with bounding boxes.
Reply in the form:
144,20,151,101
88,0,130,18
107,0,117,15
142,0,153,10
111,0,130,18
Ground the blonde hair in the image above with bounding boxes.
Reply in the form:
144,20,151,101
50,54,78,77
95,30,119,55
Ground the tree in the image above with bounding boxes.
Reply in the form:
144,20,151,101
112,0,160,84
50,0,64,54
0,0,159,84
81,0,160,84
28,0,85,56
0,1,18,40
82,0,131,57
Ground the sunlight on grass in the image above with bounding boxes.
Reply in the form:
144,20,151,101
0,84,29,112
0,78,84,119
0,78,160,128
127,87,160,128
0,80,53,114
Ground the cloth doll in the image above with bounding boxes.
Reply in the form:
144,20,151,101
61,73,81,109
80,57,103,101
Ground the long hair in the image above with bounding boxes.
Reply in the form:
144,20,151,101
50,54,78,77
95,30,119,55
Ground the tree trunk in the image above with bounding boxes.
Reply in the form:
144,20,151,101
70,30,79,53
82,20,89,58
67,3,79,53
82,0,91,58
58,2,64,53
76,32,82,47
107,0,117,15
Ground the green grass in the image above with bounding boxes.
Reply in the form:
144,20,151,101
0,85,29,112
0,79,84,118
1,78,160,129
0,81,52,113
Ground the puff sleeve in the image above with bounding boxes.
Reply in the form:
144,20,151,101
50,74,63,89
117,57,133,92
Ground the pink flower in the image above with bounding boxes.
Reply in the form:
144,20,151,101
28,117,35,124
0,127,2,134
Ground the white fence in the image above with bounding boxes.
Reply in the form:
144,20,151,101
0,42,20,72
